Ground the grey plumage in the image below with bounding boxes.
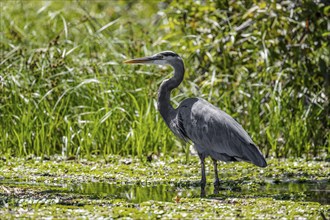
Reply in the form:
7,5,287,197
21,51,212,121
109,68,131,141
124,51,267,196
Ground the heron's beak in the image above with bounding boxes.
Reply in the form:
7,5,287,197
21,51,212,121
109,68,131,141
124,56,160,64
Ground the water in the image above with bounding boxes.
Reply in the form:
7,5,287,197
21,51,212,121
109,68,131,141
68,181,330,204
68,183,191,203
261,181,329,204
0,180,328,204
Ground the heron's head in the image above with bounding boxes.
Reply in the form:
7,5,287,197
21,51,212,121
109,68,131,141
124,51,181,66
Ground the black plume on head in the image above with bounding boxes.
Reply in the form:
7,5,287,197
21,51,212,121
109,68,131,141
160,51,179,57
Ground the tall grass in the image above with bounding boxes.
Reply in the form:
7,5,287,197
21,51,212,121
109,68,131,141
0,1,329,159
0,1,174,159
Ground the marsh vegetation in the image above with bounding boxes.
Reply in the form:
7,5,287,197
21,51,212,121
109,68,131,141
0,0,329,218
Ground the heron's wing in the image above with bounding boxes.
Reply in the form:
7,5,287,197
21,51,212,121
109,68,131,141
178,98,267,167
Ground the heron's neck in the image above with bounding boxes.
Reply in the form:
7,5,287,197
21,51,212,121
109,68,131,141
157,60,184,125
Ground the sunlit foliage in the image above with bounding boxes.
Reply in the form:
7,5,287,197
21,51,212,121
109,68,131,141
0,1,329,159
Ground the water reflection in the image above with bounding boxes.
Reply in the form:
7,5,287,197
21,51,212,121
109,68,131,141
0,179,328,204
262,181,329,204
68,183,203,203
68,181,329,204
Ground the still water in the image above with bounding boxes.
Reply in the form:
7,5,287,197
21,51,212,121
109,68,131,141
0,179,328,204
68,181,329,204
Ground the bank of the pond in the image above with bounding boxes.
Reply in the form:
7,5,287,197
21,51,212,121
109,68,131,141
0,156,329,219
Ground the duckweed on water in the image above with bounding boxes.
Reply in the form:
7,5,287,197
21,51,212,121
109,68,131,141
0,155,329,184
0,156,329,218
0,192,328,219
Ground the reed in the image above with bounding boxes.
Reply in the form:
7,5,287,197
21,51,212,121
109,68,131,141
1,1,328,159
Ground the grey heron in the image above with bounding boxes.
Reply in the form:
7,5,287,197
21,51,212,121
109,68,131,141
124,51,267,196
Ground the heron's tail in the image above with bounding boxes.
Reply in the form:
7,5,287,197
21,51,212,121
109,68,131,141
243,143,267,167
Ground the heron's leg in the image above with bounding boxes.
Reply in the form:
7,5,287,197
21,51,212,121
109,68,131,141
198,153,206,197
212,159,220,194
